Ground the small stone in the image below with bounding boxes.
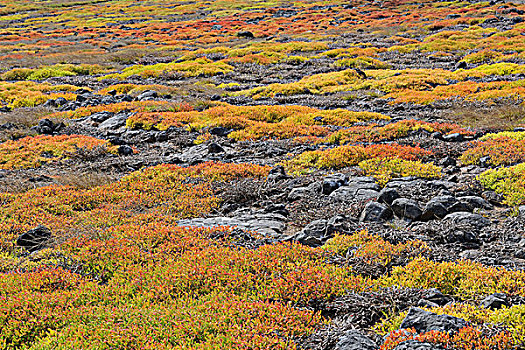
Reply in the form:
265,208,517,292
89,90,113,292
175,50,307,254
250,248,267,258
378,188,400,205
118,145,134,156
442,212,490,230
360,202,393,222
421,202,448,221
55,97,67,106
156,131,169,142
237,30,254,38
209,127,232,137
137,90,158,100
392,198,422,220
455,61,467,70
438,156,456,167
442,133,464,142
208,142,225,153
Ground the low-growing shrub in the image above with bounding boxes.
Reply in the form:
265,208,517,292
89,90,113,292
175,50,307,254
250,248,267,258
285,143,431,173
382,258,525,298
460,137,525,166
0,134,114,169
359,158,442,186
478,162,525,206
126,104,389,141
324,230,428,268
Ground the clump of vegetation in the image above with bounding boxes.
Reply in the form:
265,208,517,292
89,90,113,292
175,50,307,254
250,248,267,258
102,58,234,80
51,101,193,120
284,143,431,173
478,162,525,206
126,104,389,141
324,119,473,145
324,230,428,268
0,81,80,108
382,258,525,298
460,137,525,166
1,64,110,81
444,102,525,130
359,158,442,186
0,134,114,169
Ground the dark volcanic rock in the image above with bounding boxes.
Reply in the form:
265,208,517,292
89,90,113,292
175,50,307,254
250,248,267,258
334,330,378,350
118,145,134,156
421,201,448,221
392,198,422,220
377,187,400,206
480,293,508,310
393,340,441,350
293,215,352,246
237,30,254,38
322,173,347,195
329,177,380,202
399,307,468,334
16,225,52,252
442,212,490,230
360,201,393,222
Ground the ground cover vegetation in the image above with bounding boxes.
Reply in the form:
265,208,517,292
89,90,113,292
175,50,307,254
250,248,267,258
1,0,525,349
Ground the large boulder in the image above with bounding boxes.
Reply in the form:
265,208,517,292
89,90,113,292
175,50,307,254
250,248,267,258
399,307,468,334
292,215,352,247
480,293,508,310
442,212,490,230
392,198,422,221
334,330,378,350
330,177,380,202
360,202,393,222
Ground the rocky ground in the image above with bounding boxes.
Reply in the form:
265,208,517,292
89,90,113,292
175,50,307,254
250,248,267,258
2,0,525,349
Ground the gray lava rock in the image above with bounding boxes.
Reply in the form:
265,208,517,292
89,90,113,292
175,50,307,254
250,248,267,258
422,288,450,306
118,145,134,156
137,90,158,100
393,340,440,350
98,112,129,131
378,187,400,205
360,202,393,222
237,30,254,38
208,142,225,153
288,186,310,201
156,131,169,142
322,173,347,195
438,156,456,167
293,215,351,246
209,127,232,136
90,111,114,123
421,201,448,221
400,307,468,334
448,201,471,213
267,165,289,182
178,212,286,238
392,198,422,220
330,177,379,202
55,97,67,106
16,225,52,252
442,133,463,142
480,293,508,310
442,212,490,230
457,196,493,210
334,329,378,350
